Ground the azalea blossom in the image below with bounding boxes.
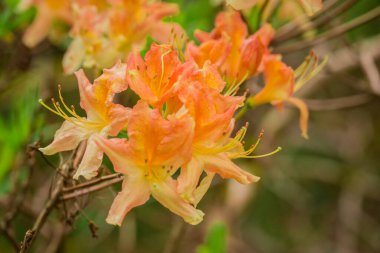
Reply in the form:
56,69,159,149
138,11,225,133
39,62,130,179
126,43,193,109
174,69,277,205
63,0,184,74
186,11,274,95
95,101,205,226
18,0,72,47
247,53,327,138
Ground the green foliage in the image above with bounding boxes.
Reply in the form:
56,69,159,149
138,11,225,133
0,88,42,183
0,0,35,40
165,0,219,40
344,0,380,42
196,222,227,253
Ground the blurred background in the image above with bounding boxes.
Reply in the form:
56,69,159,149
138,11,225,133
1,0,380,252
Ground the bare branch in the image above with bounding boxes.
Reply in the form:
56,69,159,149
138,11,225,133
60,176,124,201
275,5,380,54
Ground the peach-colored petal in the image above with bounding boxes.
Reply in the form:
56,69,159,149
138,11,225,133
226,0,257,10
151,22,186,45
150,178,204,225
177,157,203,203
126,44,186,108
17,0,34,11
203,154,260,184
107,104,131,136
106,175,150,226
249,56,295,106
73,136,104,180
93,61,128,106
94,137,138,175
22,10,52,48
63,38,85,74
75,69,98,117
287,97,309,139
193,172,215,206
39,120,89,155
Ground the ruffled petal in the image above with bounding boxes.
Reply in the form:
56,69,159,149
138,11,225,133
93,61,128,104
203,154,260,184
39,120,88,155
150,178,204,225
73,136,104,180
106,175,150,226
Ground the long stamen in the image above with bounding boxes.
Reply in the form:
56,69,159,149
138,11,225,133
157,48,172,94
249,147,282,158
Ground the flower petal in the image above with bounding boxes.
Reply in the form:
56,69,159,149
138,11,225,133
249,56,295,106
94,137,137,175
74,136,104,180
151,178,204,225
194,172,215,206
107,104,131,136
63,38,85,74
287,97,309,139
39,120,88,155
22,10,52,48
177,157,203,203
226,0,257,10
203,154,260,184
106,175,150,226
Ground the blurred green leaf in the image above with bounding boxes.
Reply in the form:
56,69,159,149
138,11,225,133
0,88,40,183
196,222,227,253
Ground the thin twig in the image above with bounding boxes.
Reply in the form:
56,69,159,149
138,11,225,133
359,53,380,95
62,173,122,193
275,5,380,54
19,159,71,253
275,0,339,39
275,0,357,42
60,176,124,201
305,94,373,111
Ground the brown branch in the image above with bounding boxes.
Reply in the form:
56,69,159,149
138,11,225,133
62,173,122,193
0,227,20,251
275,0,357,42
274,0,339,39
275,5,380,54
359,53,380,95
19,159,71,253
305,94,373,111
60,176,124,201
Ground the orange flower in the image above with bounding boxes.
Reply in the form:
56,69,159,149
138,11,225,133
126,43,194,109
63,0,184,74
247,53,327,138
39,62,130,179
18,0,72,47
186,11,274,94
173,66,267,205
95,101,204,226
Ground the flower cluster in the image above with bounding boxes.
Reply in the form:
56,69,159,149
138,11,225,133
18,0,183,73
39,9,324,226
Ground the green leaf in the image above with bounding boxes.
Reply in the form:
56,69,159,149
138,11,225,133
196,222,227,253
